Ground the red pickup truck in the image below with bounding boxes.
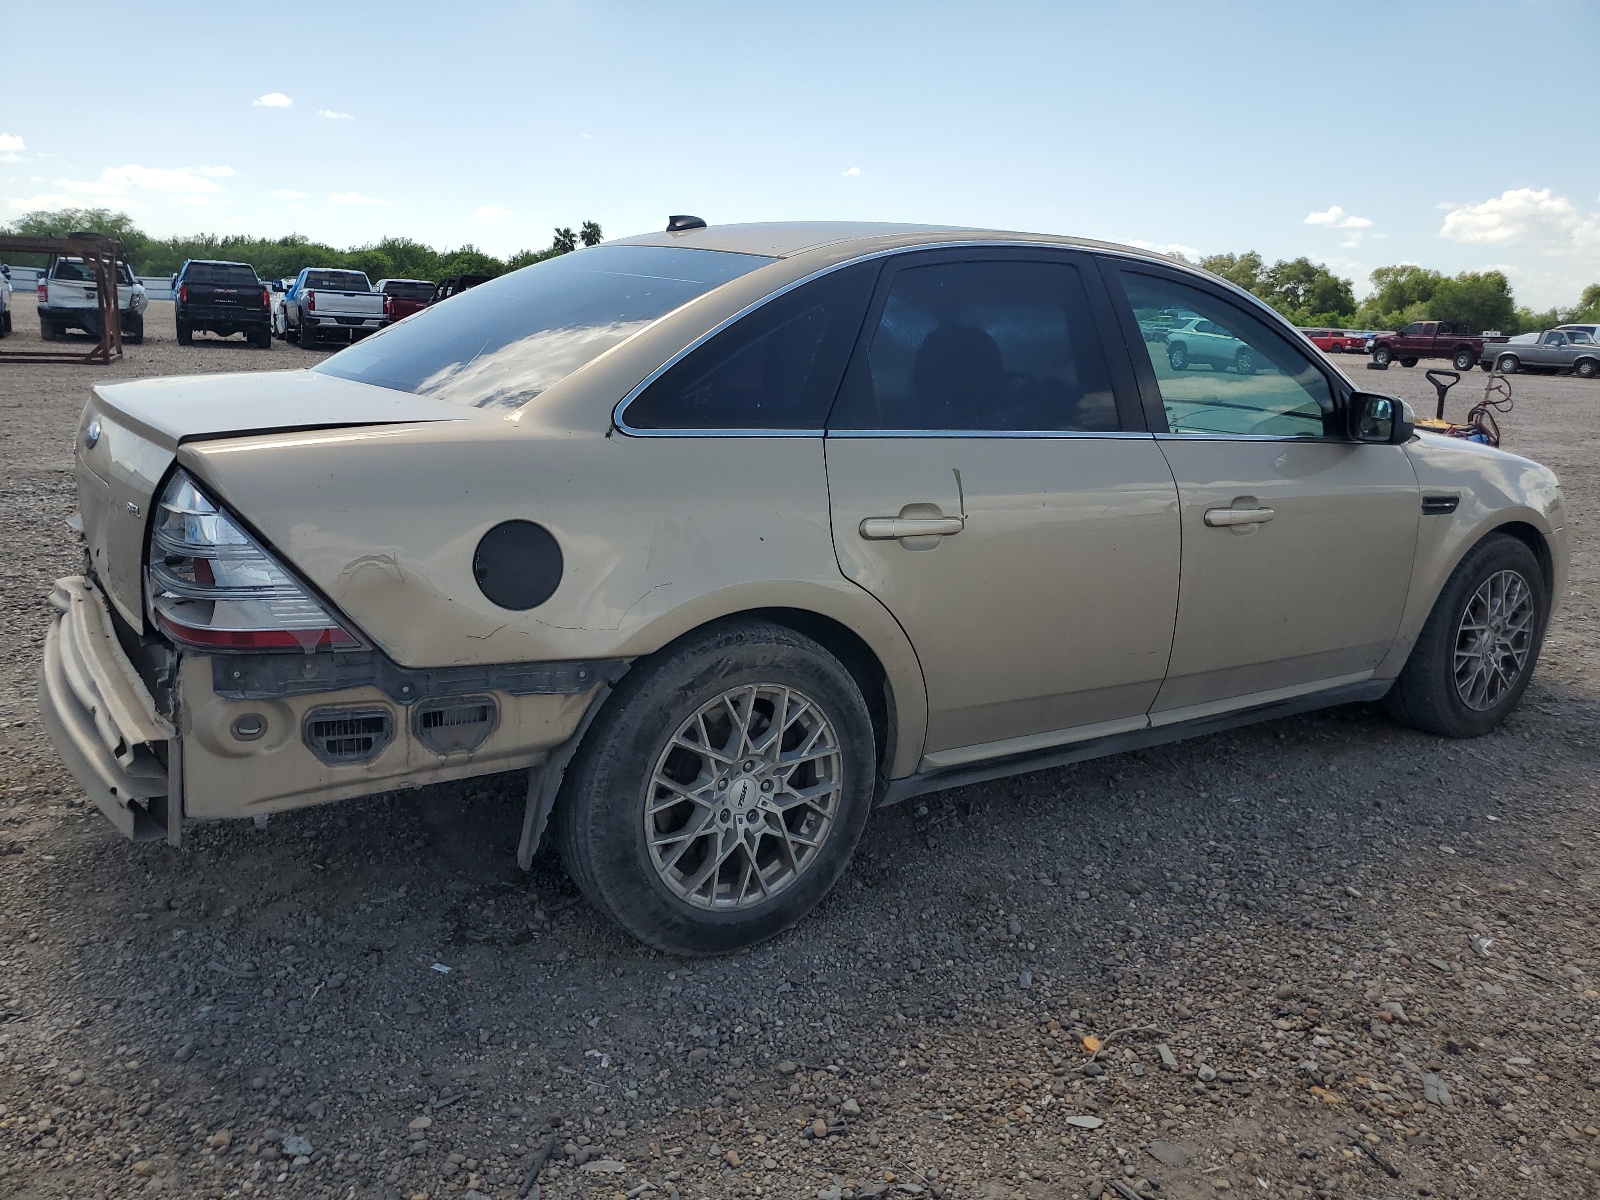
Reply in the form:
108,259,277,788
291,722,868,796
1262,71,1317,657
1369,321,1484,371
374,278,436,324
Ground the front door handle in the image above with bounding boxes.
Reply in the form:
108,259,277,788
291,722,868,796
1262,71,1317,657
1203,506,1275,528
860,516,964,540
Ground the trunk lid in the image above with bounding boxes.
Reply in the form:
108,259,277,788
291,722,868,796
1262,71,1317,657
78,369,469,628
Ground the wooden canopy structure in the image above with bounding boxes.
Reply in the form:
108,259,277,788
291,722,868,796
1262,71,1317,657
0,233,127,365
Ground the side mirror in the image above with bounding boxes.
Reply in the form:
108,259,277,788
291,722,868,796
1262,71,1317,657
1350,392,1414,444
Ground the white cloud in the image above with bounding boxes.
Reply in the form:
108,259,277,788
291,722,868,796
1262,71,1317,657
318,109,353,120
328,191,390,207
1439,186,1600,248
269,189,308,200
841,166,861,177
0,134,23,152
253,92,293,108
1305,205,1372,230
473,205,511,219
58,164,233,198
7,193,77,211
1123,238,1199,262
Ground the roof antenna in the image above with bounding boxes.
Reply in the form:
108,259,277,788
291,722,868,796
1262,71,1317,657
665,215,707,232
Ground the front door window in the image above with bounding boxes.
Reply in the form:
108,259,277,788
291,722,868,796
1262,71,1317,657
1123,272,1336,438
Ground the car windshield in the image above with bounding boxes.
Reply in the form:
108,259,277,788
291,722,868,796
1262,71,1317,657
185,263,259,285
382,281,435,301
316,246,773,410
304,270,371,291
54,258,134,284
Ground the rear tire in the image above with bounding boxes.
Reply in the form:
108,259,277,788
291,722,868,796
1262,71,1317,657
176,321,192,346
299,323,316,351
1452,348,1475,371
254,326,272,350
1167,343,1189,371
555,620,877,955
1384,534,1547,738
39,316,55,342
1234,348,1257,376
1497,354,1520,375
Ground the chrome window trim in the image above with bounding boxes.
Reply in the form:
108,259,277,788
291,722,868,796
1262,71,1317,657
1153,432,1337,443
828,429,1153,440
612,238,1187,439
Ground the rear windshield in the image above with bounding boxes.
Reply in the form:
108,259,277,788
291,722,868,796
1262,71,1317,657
382,280,435,301
304,270,371,292
54,258,134,284
184,262,259,285
316,246,772,410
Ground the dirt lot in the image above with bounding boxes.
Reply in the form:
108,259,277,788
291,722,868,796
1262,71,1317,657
1,295,1598,1200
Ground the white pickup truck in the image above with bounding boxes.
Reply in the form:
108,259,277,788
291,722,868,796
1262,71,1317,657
38,256,148,344
277,267,385,349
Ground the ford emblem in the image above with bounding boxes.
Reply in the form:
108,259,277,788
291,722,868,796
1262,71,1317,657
84,419,102,449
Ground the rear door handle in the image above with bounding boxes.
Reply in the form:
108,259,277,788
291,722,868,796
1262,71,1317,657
860,516,964,540
1203,507,1275,527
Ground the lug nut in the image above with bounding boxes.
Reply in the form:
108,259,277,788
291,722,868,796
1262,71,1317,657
760,779,774,792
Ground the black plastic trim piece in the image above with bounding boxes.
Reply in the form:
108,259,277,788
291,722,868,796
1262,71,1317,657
212,651,626,705
878,679,1392,806
1421,495,1460,516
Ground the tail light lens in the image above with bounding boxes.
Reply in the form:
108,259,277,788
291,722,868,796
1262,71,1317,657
146,472,360,652
307,292,316,311
178,283,188,303
261,287,270,309
383,294,393,318
37,279,47,302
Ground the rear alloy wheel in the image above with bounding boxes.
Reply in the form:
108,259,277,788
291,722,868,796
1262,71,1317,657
556,620,876,955
1234,348,1257,376
1497,354,1520,375
1574,358,1597,380
1167,343,1189,371
1452,348,1476,371
1385,534,1547,738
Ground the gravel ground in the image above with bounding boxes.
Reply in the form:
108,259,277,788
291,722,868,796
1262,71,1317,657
1,296,1598,1200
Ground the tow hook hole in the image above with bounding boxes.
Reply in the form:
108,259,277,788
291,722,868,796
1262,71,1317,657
230,713,267,741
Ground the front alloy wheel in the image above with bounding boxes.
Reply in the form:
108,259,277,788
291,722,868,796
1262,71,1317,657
556,620,876,954
1386,534,1547,738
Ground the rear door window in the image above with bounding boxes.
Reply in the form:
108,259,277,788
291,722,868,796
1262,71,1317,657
828,256,1121,432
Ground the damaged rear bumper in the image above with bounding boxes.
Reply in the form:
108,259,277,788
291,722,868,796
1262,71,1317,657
37,576,179,842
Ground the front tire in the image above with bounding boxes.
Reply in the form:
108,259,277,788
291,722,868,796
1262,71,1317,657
1234,348,1257,376
1385,534,1547,738
1371,344,1392,367
555,620,877,955
1574,358,1597,380
1400,357,1419,368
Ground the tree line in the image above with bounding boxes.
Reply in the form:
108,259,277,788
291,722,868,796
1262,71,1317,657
1192,250,1599,334
0,208,603,284
5,208,1597,333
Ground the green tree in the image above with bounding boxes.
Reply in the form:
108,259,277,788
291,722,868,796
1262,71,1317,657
1572,283,1600,323
1427,270,1516,334
580,220,604,248
552,227,577,254
1261,257,1356,325
1198,251,1264,294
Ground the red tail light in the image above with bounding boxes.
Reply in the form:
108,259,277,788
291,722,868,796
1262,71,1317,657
261,287,270,309
383,294,393,318
37,279,47,302
178,283,188,303
146,472,361,653
307,292,315,312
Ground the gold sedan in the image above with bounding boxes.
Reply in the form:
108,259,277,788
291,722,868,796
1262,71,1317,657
39,221,1567,953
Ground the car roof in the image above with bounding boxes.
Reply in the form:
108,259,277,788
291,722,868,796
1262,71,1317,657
608,220,1181,264
185,259,253,267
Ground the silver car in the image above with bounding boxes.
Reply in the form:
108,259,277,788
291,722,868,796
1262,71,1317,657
1485,329,1600,378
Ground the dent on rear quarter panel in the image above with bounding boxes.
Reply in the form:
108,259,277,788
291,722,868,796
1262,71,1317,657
1375,435,1564,677
179,419,931,779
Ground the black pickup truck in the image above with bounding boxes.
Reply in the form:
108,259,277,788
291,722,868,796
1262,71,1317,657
174,259,272,349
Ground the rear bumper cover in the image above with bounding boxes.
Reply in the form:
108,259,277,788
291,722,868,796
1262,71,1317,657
37,576,178,842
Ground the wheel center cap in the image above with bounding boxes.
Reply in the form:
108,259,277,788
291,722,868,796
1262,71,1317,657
729,775,759,809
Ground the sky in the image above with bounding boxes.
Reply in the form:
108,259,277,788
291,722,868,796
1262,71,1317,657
2,0,1597,307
